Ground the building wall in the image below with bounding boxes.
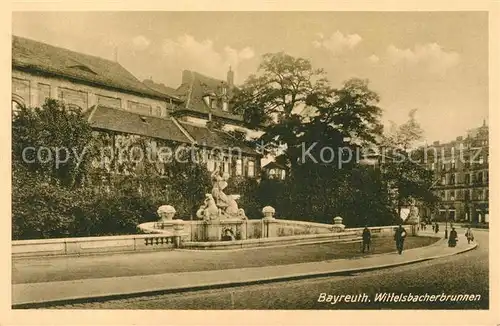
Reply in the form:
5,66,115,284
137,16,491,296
12,70,170,117
426,126,489,223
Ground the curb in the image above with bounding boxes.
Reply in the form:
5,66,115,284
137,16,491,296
12,242,477,309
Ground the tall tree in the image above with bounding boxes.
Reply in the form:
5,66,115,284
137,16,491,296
232,52,383,173
381,110,439,217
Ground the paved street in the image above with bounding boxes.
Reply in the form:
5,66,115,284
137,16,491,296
45,231,487,310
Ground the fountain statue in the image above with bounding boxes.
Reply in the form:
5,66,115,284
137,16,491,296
406,199,420,225
196,169,247,220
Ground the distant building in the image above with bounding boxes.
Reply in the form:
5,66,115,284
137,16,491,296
262,161,287,180
422,121,489,223
11,35,262,182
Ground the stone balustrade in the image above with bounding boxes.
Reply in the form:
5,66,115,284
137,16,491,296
12,233,188,258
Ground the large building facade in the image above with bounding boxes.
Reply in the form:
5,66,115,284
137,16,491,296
12,35,262,182
423,122,489,223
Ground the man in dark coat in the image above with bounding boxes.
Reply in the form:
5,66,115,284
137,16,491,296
448,227,458,247
362,226,371,253
394,224,407,254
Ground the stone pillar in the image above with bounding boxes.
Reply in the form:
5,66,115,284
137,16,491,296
332,216,345,232
240,220,247,240
172,220,185,248
262,206,277,238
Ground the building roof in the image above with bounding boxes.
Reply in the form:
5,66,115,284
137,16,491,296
176,70,244,122
12,35,177,102
142,79,181,101
178,122,258,156
86,105,192,144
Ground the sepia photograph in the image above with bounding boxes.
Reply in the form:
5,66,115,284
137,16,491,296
4,5,498,323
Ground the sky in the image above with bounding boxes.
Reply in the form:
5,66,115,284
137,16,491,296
12,11,489,143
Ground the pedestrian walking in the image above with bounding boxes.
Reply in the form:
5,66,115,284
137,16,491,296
394,224,407,254
435,223,439,234
465,227,474,244
362,226,371,253
448,227,458,247
432,223,435,232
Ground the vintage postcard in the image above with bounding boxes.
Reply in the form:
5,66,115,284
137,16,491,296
2,1,499,326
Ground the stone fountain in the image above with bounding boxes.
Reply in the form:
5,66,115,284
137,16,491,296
196,171,247,221
194,170,248,241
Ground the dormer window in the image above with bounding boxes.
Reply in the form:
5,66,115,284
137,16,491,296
67,64,97,75
222,101,229,112
203,95,211,107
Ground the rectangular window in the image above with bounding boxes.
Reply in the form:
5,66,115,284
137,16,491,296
450,190,455,201
477,172,483,184
441,175,446,185
97,94,121,108
152,106,163,117
223,158,230,175
247,161,255,177
235,159,243,176
222,101,229,111
464,190,470,201
451,160,456,170
430,163,435,170
37,83,51,106
127,100,152,115
207,158,215,172
450,174,455,185
13,77,30,106
465,174,470,184
58,87,88,110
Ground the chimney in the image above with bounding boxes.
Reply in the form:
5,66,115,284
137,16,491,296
227,66,234,88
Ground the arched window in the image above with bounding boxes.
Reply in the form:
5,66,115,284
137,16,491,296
12,99,24,117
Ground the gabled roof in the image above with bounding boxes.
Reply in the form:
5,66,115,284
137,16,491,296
12,35,177,102
178,122,258,156
86,105,191,144
176,70,243,122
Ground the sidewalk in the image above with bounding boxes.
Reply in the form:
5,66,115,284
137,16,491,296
12,232,477,308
